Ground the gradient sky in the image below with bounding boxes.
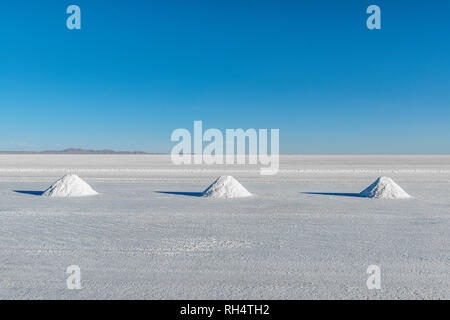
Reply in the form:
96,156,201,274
0,0,449,153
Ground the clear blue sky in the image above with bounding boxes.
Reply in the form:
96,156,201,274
0,0,449,153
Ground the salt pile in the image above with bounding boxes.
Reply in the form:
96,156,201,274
202,176,252,198
42,174,98,197
360,176,412,199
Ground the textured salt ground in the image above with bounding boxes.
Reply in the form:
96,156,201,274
0,155,450,299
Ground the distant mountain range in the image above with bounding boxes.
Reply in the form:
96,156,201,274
0,148,151,154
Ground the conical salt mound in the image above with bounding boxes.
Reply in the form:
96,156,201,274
42,174,98,198
202,176,252,198
360,176,411,199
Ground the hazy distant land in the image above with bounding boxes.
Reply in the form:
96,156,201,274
0,148,151,155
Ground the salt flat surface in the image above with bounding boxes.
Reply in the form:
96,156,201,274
0,155,449,299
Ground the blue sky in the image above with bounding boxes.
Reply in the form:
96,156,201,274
0,0,449,153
